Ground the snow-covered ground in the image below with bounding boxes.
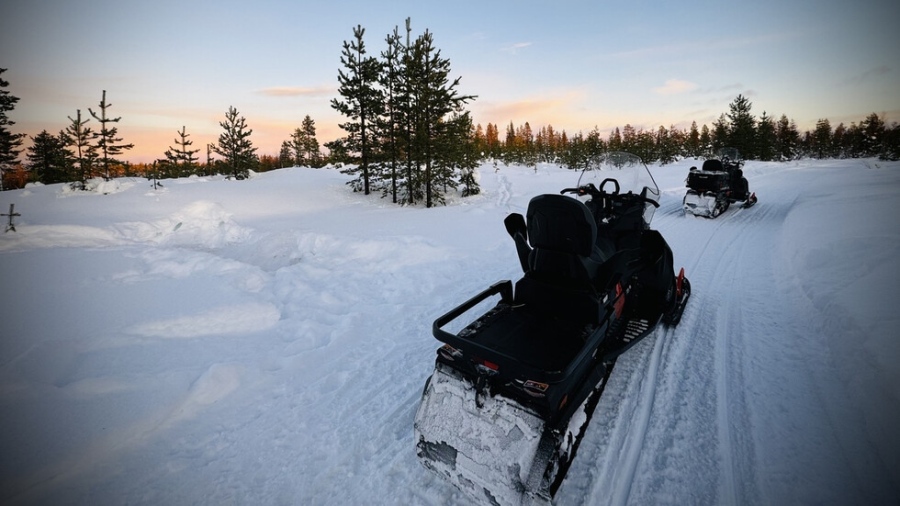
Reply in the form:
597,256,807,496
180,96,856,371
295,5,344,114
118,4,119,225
1,157,898,505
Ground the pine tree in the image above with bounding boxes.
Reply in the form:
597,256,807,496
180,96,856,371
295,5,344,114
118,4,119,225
811,118,833,159
686,121,701,158
331,25,384,194
412,28,452,206
379,26,404,202
860,112,886,157
89,90,134,179
27,130,70,184
775,115,800,160
831,123,847,158
300,115,321,167
880,122,900,161
699,124,712,155
726,94,756,158
164,126,200,177
64,109,97,188
0,68,25,191
756,112,777,161
279,141,293,167
214,106,257,179
290,115,321,167
711,115,729,154
608,127,622,152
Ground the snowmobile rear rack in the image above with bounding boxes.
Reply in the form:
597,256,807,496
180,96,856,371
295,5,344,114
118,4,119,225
432,279,612,385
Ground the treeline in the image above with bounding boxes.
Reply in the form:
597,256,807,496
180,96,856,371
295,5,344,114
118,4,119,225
478,95,900,169
3,52,900,195
0,66,328,190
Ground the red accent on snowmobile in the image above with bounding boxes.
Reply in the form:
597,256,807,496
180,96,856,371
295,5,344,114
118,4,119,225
613,282,625,318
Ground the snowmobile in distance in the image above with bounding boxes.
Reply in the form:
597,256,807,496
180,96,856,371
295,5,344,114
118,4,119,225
682,147,757,218
414,152,691,505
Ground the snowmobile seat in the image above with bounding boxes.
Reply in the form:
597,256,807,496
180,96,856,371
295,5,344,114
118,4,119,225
702,159,724,172
514,194,606,324
525,194,606,279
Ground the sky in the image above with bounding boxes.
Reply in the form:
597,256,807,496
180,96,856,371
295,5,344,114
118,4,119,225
2,0,899,163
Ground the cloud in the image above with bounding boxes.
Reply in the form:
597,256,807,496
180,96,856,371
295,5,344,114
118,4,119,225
842,66,892,85
257,86,333,97
653,79,698,96
501,42,533,54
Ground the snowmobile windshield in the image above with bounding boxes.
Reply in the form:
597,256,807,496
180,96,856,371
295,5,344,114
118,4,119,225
715,147,741,163
576,151,661,224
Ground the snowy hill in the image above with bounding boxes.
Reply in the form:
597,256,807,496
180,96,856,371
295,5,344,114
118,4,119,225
1,158,898,505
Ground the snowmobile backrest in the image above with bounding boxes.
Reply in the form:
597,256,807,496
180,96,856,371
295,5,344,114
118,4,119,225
526,194,596,257
516,195,605,323
701,159,724,172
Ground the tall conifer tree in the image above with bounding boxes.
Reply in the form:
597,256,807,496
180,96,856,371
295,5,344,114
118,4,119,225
726,94,756,158
64,109,97,187
331,25,384,194
0,68,25,191
214,106,257,179
89,90,134,180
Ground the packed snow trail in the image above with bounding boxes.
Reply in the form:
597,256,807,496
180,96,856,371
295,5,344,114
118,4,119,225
0,160,897,505
557,160,899,506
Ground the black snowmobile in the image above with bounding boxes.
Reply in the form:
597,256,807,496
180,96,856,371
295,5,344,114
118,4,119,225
414,152,691,505
682,147,757,218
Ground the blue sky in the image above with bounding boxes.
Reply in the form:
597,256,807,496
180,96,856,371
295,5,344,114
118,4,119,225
2,0,898,162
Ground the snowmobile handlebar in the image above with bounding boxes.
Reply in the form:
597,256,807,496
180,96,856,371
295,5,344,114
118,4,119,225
561,184,660,208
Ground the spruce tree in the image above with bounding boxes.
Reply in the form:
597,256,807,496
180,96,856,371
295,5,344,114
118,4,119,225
89,90,134,179
27,130,70,184
726,94,756,158
300,115,321,167
686,121,701,158
164,126,200,177
756,112,777,161
811,118,833,159
64,109,97,187
0,68,25,191
860,113,886,157
279,141,293,167
290,115,321,167
331,25,384,194
775,115,800,160
699,124,712,155
214,106,257,179
711,115,729,154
